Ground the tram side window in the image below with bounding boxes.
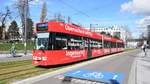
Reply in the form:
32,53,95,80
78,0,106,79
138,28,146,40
113,42,116,48
116,43,118,48
84,37,88,48
111,42,116,48
50,32,85,50
117,43,124,48
122,43,124,48
90,39,102,49
117,43,120,48
118,43,124,48
49,32,104,50
99,41,102,49
104,41,111,48
118,43,121,48
117,43,122,48
52,33,68,50
67,35,84,50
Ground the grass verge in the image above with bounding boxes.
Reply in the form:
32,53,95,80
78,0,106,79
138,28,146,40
0,60,66,84
0,43,34,51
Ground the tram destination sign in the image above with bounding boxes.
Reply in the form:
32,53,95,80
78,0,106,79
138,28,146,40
37,23,48,31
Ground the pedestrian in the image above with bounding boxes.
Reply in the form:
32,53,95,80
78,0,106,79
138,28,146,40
11,42,16,57
142,44,147,57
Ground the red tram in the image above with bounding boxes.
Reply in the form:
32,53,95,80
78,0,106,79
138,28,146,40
32,21,124,66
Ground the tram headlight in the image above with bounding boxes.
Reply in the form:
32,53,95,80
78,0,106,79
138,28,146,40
33,56,47,61
33,56,42,60
33,56,37,60
42,57,47,61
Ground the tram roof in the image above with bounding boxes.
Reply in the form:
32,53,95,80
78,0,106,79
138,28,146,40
36,21,123,43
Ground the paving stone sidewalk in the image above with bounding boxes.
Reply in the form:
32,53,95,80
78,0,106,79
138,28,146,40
128,49,150,84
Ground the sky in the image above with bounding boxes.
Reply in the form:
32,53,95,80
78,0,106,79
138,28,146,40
1,0,150,38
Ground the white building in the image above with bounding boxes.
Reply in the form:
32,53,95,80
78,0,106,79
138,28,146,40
126,40,138,48
90,25,132,47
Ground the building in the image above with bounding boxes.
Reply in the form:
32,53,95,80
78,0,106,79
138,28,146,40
90,25,132,47
126,40,138,48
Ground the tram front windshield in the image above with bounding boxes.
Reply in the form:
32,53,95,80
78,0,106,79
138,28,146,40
36,33,49,50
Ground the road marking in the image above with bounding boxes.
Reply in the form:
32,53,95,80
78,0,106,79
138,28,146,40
112,75,118,79
54,74,104,84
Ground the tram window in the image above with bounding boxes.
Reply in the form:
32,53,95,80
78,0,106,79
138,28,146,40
117,43,121,48
118,43,124,48
68,35,84,50
113,43,115,48
111,42,116,48
52,32,68,50
111,42,113,48
117,43,120,48
83,37,88,48
117,43,123,48
122,43,124,48
46,32,103,50
119,43,121,48
104,41,111,48
90,39,102,49
115,43,117,48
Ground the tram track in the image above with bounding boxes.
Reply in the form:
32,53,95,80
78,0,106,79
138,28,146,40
0,65,34,75
0,60,65,84
0,68,45,81
0,60,31,69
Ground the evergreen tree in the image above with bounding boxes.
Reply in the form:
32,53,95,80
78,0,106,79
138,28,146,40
27,18,33,39
113,35,120,39
100,31,106,35
106,33,112,37
8,20,19,40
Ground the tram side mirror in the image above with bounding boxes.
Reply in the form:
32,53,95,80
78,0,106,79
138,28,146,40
34,34,37,39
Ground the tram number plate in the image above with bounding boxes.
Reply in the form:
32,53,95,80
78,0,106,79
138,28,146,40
64,69,123,84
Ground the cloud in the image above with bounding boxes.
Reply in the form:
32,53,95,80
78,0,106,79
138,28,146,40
136,16,150,27
121,0,150,16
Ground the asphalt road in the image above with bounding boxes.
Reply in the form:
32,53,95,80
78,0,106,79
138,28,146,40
28,49,140,84
0,53,32,62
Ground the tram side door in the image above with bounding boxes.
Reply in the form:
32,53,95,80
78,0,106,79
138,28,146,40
87,39,92,58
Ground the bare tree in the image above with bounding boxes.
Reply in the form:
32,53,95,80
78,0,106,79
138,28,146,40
15,0,30,38
0,7,12,40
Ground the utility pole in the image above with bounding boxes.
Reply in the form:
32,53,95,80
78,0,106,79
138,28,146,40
67,16,71,23
90,24,92,31
24,0,28,55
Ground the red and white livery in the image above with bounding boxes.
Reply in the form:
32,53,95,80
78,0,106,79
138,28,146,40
32,21,124,66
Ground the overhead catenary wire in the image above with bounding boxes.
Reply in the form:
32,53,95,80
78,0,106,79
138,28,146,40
57,0,100,23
